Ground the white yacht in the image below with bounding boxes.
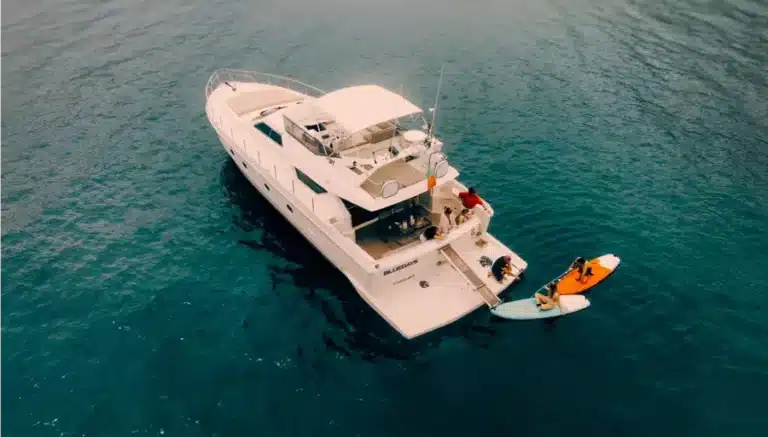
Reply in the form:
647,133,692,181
205,69,527,339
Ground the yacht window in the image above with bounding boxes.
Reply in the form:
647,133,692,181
305,123,327,132
254,122,283,146
296,169,326,194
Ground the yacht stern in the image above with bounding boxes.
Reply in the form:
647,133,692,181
347,233,526,339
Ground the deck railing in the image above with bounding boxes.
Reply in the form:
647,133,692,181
205,69,326,100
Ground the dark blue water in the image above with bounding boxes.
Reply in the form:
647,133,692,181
3,0,768,435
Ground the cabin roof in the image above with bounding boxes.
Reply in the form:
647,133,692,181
311,85,422,134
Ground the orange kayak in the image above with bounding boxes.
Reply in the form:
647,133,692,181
556,254,621,295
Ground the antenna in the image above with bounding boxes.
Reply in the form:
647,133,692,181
427,64,445,142
391,84,403,146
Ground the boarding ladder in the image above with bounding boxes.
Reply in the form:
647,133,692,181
440,245,502,308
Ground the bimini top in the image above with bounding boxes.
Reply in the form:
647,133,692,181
311,85,422,134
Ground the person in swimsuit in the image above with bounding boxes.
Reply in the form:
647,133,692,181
535,280,560,311
579,265,594,284
569,257,587,280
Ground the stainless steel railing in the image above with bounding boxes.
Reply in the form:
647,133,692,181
205,69,326,100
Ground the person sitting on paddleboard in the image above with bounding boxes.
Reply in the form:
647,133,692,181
535,280,560,311
488,255,513,282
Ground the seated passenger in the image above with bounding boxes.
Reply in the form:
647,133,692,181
439,206,454,234
422,225,442,241
488,255,513,282
454,208,471,226
535,280,560,311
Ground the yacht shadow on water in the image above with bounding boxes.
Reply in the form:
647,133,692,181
219,160,499,360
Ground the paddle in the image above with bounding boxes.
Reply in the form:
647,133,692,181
534,267,573,293
492,264,574,311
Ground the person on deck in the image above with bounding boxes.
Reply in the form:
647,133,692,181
488,255,514,282
454,208,471,226
439,206,454,234
458,187,489,212
535,280,560,311
422,225,442,241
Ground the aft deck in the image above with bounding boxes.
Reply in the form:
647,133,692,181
354,213,430,260
450,233,527,296
362,231,528,337
358,236,422,260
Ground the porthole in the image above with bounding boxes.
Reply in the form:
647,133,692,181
286,204,293,213
242,161,247,169
264,184,270,191
230,148,234,155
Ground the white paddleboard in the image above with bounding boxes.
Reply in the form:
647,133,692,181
490,295,590,320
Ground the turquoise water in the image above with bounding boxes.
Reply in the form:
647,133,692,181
3,0,767,435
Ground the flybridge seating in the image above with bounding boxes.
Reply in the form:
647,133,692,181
281,104,408,157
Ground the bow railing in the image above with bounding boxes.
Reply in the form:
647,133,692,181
205,69,326,100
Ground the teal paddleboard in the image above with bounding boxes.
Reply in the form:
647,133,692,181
490,295,590,320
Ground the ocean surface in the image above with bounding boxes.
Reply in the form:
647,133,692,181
2,0,767,435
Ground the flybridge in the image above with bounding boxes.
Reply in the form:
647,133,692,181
275,87,458,210
280,85,425,157
308,85,422,134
